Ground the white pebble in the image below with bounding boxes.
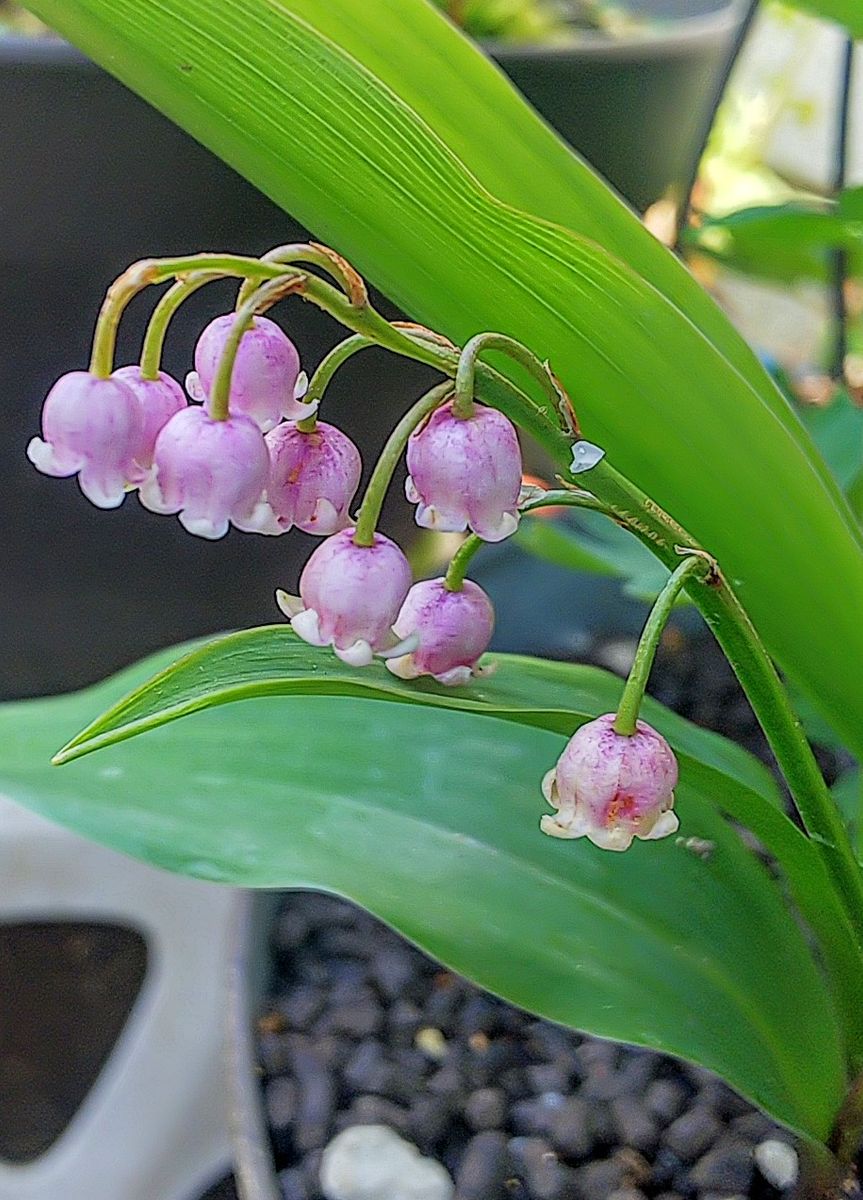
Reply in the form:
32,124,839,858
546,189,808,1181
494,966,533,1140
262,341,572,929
320,1124,454,1200
754,1139,799,1189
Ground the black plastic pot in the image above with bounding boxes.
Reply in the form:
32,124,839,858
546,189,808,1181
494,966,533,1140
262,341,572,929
491,0,746,212
0,2,743,699
226,892,283,1200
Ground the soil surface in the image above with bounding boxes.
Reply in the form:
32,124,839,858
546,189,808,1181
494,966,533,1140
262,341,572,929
252,889,796,1200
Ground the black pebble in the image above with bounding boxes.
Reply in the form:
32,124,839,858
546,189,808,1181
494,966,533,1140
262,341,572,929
548,1096,594,1160
662,1106,723,1161
454,1131,510,1200
689,1137,754,1193
278,1166,309,1200
464,1087,508,1131
644,1079,688,1124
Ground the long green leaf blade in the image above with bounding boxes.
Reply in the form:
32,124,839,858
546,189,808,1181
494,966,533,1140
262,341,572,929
22,0,863,760
50,629,863,1061
0,651,846,1141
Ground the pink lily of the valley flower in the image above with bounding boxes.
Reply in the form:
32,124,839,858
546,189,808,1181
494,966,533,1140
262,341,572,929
277,528,412,666
139,406,276,539
266,420,361,535
405,399,522,542
26,370,144,509
187,313,309,432
111,365,186,483
386,578,494,686
541,714,679,852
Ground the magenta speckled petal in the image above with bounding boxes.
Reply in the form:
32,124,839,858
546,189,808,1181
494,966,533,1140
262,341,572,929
194,314,301,432
541,713,679,852
286,528,412,660
386,577,494,684
405,401,522,542
26,370,144,509
266,421,361,535
138,406,271,540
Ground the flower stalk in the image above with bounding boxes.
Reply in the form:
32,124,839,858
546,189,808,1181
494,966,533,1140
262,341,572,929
207,275,304,421
352,382,453,547
139,273,218,381
614,554,705,736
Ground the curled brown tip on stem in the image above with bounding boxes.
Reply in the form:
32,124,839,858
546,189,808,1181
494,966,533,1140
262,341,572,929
392,322,459,351
310,242,368,306
545,361,581,438
253,274,307,315
675,544,721,587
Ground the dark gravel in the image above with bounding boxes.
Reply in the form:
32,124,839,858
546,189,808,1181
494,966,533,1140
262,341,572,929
253,891,799,1200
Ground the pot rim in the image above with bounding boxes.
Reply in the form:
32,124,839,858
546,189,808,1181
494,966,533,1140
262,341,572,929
487,0,747,63
225,889,282,1200
0,1,747,70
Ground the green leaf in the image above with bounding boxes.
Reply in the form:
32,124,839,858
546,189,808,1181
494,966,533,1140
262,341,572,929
516,511,688,601
798,391,863,490
22,0,863,761
0,645,847,1141
514,519,620,578
833,768,862,853
783,0,863,36
685,201,863,284
51,629,863,1064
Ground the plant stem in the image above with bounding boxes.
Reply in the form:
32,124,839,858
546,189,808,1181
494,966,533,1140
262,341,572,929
831,37,855,383
583,455,863,951
519,488,610,518
614,555,704,736
139,273,218,380
453,331,573,424
87,253,302,379
444,488,614,591
296,334,380,432
235,241,367,309
831,1069,863,1167
444,535,482,591
352,382,452,547
304,334,378,407
208,275,304,421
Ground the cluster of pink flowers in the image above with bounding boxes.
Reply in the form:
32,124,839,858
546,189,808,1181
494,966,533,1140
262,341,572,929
29,287,680,852
27,310,518,687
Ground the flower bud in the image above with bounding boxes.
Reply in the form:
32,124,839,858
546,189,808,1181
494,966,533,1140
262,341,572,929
266,420,361,535
405,400,522,542
191,313,304,431
386,578,494,685
541,714,679,852
139,406,275,539
277,528,412,666
111,365,186,483
26,370,144,509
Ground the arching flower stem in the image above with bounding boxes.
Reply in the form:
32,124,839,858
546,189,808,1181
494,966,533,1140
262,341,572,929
613,554,705,736
352,382,453,548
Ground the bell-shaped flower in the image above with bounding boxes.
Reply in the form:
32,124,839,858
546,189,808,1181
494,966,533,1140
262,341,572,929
277,528,412,667
386,578,494,685
111,365,186,483
541,713,679,852
139,406,275,539
405,400,522,542
266,420,361,535
26,370,144,509
189,313,307,432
